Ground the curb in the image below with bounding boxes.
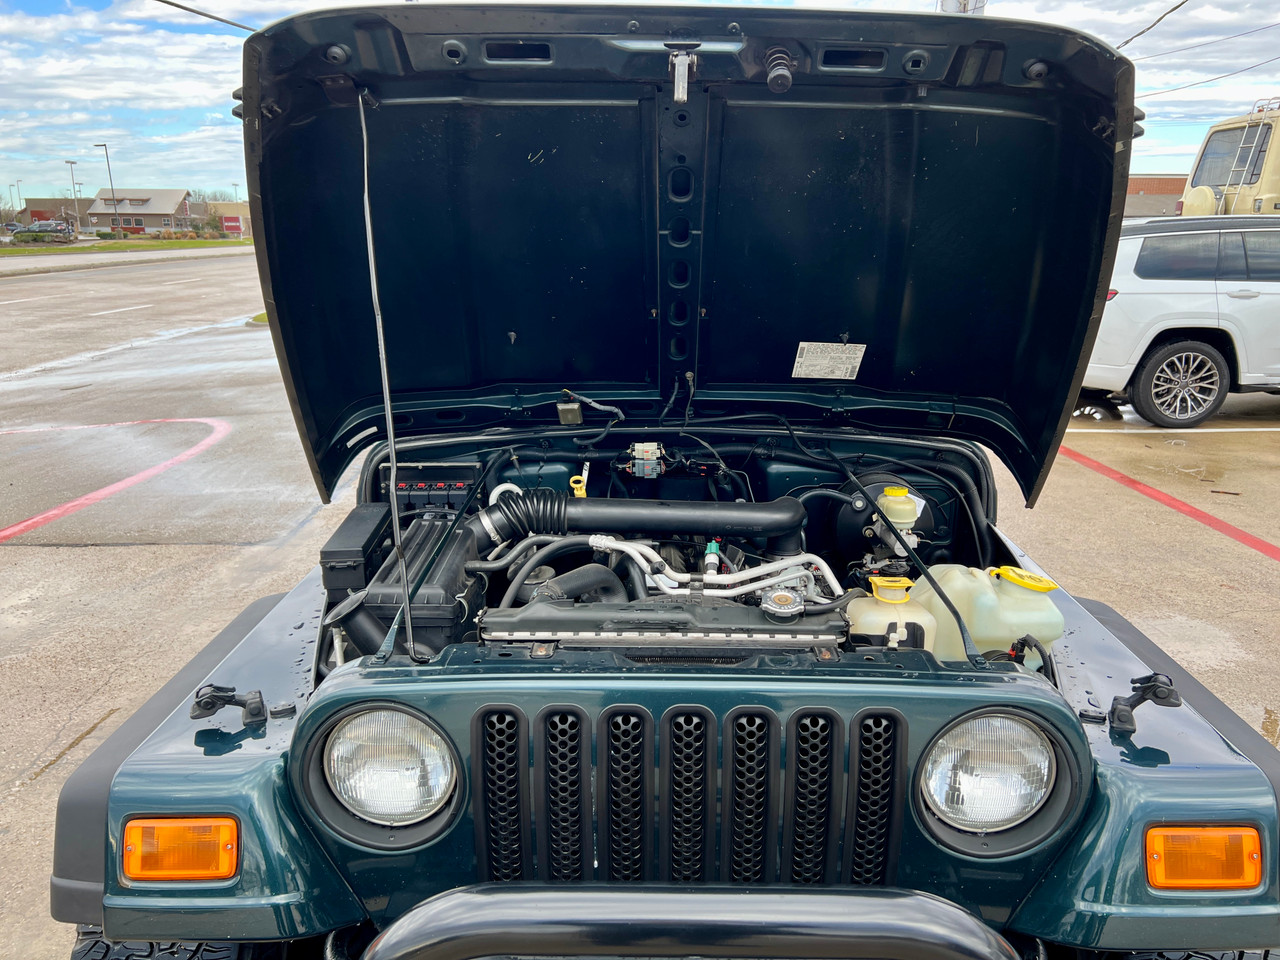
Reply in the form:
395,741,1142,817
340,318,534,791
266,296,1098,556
0,249,256,279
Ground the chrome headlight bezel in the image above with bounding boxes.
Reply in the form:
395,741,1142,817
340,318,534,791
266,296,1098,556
302,703,461,850
914,708,1080,859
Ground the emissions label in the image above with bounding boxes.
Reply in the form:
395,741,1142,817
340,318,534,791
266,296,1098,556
791,342,866,380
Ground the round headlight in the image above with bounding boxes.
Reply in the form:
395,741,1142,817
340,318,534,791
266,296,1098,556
921,714,1055,833
323,709,456,826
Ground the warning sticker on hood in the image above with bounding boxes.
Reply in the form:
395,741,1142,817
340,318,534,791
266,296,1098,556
791,342,866,380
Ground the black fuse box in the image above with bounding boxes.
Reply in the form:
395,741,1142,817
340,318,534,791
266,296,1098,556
319,502,392,602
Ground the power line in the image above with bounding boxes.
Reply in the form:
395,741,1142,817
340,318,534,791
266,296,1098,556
1117,0,1193,49
148,0,253,31
1132,20,1280,60
1137,50,1280,98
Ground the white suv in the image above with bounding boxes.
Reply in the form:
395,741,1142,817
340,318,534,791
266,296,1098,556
1083,216,1280,427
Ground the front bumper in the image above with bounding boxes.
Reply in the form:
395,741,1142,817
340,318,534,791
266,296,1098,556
362,885,1019,960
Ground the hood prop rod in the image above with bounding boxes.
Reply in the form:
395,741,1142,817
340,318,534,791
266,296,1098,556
357,88,417,660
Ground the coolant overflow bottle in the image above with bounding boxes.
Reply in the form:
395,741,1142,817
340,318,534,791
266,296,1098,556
987,566,1065,648
846,576,937,650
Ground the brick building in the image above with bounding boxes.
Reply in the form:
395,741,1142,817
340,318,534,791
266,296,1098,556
1124,174,1187,218
18,197,94,230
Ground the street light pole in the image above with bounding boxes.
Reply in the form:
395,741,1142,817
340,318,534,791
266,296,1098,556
64,160,78,235
232,182,239,202
93,143,120,239
15,180,23,219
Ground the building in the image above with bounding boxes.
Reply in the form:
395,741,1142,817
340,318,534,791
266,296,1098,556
1124,175,1187,218
208,200,252,238
85,188,197,234
18,197,94,230
187,199,254,238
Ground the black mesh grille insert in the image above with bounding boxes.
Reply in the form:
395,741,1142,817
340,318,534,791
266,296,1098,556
667,711,710,881
473,704,900,888
480,710,525,881
728,713,771,883
788,713,834,883
543,710,586,881
604,712,647,881
849,714,897,885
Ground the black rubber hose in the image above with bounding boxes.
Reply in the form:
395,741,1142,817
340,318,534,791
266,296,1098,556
802,587,867,615
531,563,629,603
463,535,560,574
610,554,648,600
797,488,860,509
473,492,807,556
322,590,389,657
499,536,596,608
1019,634,1059,687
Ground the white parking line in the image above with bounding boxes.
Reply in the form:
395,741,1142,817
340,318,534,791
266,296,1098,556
161,278,203,285
1067,427,1280,433
88,304,155,316
0,296,53,305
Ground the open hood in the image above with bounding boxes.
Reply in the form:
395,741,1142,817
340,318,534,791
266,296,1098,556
243,4,1135,503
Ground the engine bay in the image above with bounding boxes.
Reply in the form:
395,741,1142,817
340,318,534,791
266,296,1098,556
316,429,1061,675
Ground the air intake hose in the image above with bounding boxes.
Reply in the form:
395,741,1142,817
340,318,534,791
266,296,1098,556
470,489,806,556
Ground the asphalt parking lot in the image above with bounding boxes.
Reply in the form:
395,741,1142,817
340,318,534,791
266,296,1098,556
1,254,1278,959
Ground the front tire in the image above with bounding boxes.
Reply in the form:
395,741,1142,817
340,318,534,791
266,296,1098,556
71,926,242,960
1131,339,1228,428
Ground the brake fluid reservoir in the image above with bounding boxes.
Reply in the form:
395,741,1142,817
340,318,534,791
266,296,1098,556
911,564,1064,663
846,576,937,650
876,486,918,529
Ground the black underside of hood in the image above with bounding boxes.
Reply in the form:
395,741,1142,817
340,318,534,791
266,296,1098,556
242,4,1134,503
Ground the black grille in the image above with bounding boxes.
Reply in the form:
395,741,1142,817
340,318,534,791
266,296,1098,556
848,714,899,885
602,711,649,881
665,710,712,881
472,705,901,885
726,712,773,883
540,710,587,881
786,713,837,883
477,710,526,881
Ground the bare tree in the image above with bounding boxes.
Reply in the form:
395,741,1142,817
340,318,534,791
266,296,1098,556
188,187,237,202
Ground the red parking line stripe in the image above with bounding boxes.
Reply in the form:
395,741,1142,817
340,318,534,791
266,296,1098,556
1059,445,1280,563
0,418,232,544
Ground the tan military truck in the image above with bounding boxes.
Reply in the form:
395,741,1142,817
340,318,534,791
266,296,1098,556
1180,96,1279,216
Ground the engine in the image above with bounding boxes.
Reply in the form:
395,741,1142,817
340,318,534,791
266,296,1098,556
315,434,1049,671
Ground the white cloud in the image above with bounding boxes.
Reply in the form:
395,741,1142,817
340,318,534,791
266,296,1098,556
3,0,1277,199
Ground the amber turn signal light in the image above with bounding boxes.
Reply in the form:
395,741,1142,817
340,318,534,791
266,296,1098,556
122,817,238,881
1146,825,1262,890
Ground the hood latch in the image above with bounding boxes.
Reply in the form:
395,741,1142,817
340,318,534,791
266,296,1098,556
666,42,700,104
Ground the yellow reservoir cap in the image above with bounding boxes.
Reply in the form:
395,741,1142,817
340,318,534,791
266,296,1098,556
122,817,238,881
991,566,1058,593
1146,825,1262,890
868,576,913,604
882,486,909,497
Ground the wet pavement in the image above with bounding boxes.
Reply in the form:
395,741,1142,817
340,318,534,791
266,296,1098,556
0,256,355,960
1,255,1278,957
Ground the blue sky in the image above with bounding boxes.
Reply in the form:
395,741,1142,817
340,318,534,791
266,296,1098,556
2,0,1278,208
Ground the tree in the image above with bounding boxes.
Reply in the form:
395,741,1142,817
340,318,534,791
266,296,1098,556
187,188,236,202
